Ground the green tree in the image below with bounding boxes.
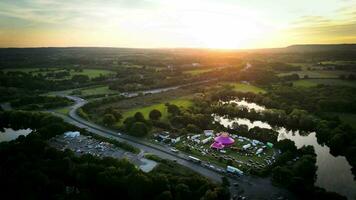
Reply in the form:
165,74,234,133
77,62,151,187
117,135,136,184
149,109,162,120
275,139,297,153
166,103,180,116
129,122,148,137
103,114,116,126
134,112,145,122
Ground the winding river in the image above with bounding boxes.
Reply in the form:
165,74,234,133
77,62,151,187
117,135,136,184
215,100,356,199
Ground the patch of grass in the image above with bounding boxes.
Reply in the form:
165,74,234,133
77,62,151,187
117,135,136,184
184,68,214,75
2,68,114,79
71,69,114,78
78,85,118,96
225,82,266,94
53,107,70,115
278,70,351,78
118,99,193,125
293,79,356,88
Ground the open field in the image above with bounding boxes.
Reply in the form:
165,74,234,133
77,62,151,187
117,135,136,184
173,134,275,172
2,68,115,79
278,70,351,78
53,107,71,115
293,79,356,88
74,85,118,97
118,99,193,125
224,82,266,93
184,68,215,75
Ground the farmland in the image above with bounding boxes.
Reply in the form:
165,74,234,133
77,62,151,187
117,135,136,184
118,99,193,125
3,68,115,79
293,79,356,88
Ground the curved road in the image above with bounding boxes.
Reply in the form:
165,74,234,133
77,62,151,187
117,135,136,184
52,84,295,200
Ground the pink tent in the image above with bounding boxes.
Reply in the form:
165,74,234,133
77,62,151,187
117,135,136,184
210,142,224,150
214,132,235,146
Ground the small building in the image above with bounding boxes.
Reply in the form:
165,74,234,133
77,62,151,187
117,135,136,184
190,134,201,143
154,132,170,142
171,136,181,144
64,131,80,138
256,148,264,155
210,142,224,150
266,142,274,148
242,144,251,150
204,130,214,137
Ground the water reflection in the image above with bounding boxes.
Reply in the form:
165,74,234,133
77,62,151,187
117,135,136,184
279,130,356,200
215,113,356,199
0,128,32,142
220,99,266,112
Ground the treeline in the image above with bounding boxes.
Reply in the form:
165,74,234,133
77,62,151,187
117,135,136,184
211,85,356,114
10,95,72,110
315,116,356,177
0,71,106,101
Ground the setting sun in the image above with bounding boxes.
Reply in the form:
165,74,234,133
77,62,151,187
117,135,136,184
1,0,355,48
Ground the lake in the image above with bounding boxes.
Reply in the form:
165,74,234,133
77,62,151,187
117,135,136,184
0,128,32,142
215,99,356,199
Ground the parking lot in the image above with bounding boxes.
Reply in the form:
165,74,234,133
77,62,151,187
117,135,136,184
49,133,157,172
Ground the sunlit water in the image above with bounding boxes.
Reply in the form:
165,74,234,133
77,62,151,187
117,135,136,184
215,99,356,199
220,99,266,112
0,128,32,142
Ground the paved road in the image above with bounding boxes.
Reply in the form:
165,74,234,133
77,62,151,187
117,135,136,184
52,84,295,200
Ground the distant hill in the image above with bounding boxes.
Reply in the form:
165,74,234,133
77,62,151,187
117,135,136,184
284,44,356,52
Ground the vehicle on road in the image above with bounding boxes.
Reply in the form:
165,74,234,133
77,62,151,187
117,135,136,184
188,155,201,163
227,165,244,176
170,148,179,153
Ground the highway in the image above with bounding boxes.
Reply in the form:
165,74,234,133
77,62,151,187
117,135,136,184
52,84,295,200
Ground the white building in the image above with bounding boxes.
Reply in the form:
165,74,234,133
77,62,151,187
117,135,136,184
242,144,251,150
256,148,264,155
204,130,214,137
171,136,181,144
64,131,80,138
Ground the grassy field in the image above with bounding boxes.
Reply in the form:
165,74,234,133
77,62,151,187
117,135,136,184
76,85,118,96
293,79,356,88
71,69,114,78
278,70,351,78
184,68,214,75
118,99,193,125
53,107,71,115
2,68,114,79
225,82,266,93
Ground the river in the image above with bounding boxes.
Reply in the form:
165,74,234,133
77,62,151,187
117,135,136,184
0,128,32,142
215,99,356,199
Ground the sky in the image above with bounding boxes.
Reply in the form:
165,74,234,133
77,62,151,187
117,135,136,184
0,0,356,49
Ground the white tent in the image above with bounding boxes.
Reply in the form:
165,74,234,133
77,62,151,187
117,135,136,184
64,131,80,138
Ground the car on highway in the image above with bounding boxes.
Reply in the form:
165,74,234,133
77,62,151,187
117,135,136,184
170,148,179,153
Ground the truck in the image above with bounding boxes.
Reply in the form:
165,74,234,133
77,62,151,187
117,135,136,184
226,165,243,176
188,156,201,164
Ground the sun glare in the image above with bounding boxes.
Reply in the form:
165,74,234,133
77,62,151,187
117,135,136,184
179,11,269,49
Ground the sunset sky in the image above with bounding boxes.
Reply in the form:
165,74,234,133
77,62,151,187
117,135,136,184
1,0,356,49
